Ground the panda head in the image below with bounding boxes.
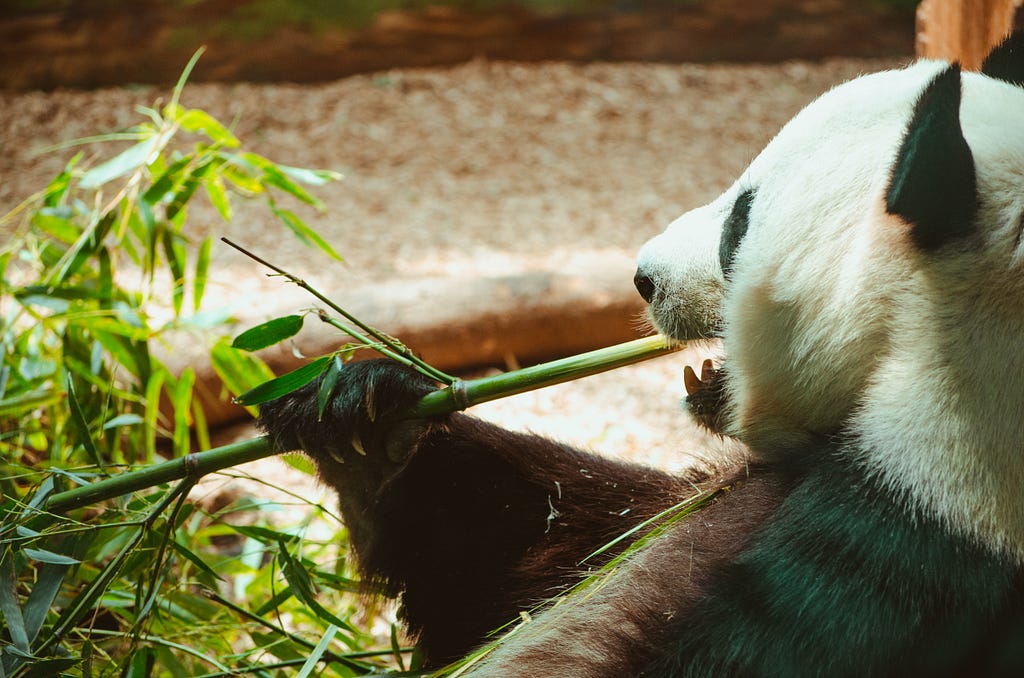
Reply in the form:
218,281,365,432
636,34,1024,462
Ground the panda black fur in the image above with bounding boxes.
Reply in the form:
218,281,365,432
259,33,1024,676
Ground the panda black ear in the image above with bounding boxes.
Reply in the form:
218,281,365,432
885,64,977,251
982,31,1024,87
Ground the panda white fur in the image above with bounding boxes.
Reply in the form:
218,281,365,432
259,33,1024,676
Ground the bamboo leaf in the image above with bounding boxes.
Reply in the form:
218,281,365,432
25,476,57,513
24,561,71,643
317,354,344,421
233,525,298,543
43,152,81,207
0,250,10,290
84,316,150,342
0,555,29,651
162,229,187,318
296,624,338,678
141,155,192,206
169,46,204,113
144,367,167,459
128,647,155,676
79,135,160,189
271,205,344,263
98,246,113,310
193,236,211,312
14,284,110,303
254,588,293,617
278,164,342,186
249,630,304,661
65,373,102,468
243,153,322,207
102,413,144,429
220,163,264,194
23,548,81,566
390,622,406,672
209,340,275,417
277,544,358,640
172,368,195,457
231,315,304,352
170,540,223,586
234,356,330,407
203,173,232,221
192,394,211,453
166,162,212,222
31,206,78,243
48,210,116,286
178,108,240,147
0,388,62,419
279,452,315,475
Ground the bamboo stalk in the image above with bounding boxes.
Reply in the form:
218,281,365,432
406,334,679,418
42,335,679,513
44,437,272,513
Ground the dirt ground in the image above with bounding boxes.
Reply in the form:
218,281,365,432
1,56,901,470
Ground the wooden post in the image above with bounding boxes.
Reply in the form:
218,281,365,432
916,0,1023,70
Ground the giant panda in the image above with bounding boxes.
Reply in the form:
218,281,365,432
258,32,1024,676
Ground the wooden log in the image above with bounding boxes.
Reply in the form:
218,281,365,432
915,0,1023,70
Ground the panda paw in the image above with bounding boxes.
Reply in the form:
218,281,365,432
257,358,440,466
683,358,729,435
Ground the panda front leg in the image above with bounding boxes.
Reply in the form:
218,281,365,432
258,358,694,666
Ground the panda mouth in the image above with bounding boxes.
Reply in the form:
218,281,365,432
683,358,727,434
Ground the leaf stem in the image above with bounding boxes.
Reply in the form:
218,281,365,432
221,237,456,384
317,312,454,385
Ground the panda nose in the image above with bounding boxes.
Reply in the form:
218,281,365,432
633,269,656,303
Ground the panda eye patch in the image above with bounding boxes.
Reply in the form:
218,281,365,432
719,188,755,280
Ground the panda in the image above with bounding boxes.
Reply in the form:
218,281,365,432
258,32,1024,676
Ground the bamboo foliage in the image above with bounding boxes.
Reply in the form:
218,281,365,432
0,52,410,676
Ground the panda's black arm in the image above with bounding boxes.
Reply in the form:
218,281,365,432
258,359,693,666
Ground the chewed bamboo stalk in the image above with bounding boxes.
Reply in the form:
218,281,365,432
42,334,679,513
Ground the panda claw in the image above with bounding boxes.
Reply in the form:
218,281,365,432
700,359,715,383
685,359,719,396
684,364,702,395
351,433,368,456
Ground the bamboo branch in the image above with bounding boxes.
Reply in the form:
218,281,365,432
43,437,271,513
221,237,457,384
42,335,679,513
406,333,678,418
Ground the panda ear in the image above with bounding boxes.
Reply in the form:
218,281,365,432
885,64,977,251
982,31,1024,87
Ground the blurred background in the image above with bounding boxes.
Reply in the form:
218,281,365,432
2,0,918,90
